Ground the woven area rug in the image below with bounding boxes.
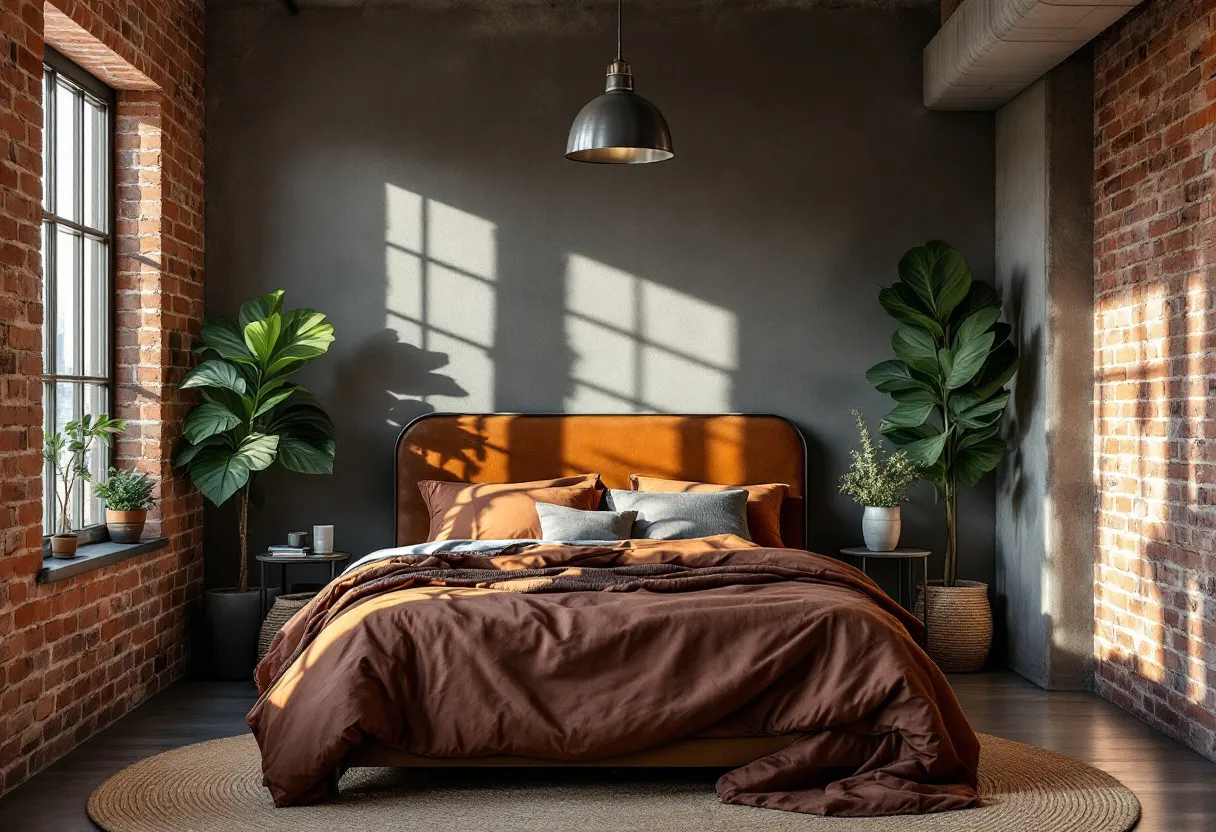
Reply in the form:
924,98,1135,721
88,733,1140,832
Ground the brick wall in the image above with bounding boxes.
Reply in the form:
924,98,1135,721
1093,0,1216,760
0,0,204,794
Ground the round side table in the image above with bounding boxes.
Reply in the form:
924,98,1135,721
839,547,930,647
256,552,351,617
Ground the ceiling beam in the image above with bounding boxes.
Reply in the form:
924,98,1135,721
924,0,1143,110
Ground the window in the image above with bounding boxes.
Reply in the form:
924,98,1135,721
42,48,115,534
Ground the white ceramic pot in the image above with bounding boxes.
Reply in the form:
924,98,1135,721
862,506,901,552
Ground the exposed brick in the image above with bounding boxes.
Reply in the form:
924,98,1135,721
1093,0,1216,764
0,0,204,798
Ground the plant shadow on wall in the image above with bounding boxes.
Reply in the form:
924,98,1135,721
990,268,1043,667
1093,271,1214,751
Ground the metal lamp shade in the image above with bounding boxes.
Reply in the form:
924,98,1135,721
566,90,673,164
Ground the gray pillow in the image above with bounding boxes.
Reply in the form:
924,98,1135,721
535,502,637,541
604,489,752,541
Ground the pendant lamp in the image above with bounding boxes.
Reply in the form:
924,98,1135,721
565,0,673,164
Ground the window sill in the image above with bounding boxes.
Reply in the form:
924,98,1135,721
38,538,170,584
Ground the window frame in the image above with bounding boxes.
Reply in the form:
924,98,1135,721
42,46,117,536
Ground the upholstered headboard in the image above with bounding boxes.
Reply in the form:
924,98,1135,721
395,413,808,548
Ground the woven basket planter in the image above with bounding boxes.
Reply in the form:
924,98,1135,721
257,592,315,662
915,580,992,673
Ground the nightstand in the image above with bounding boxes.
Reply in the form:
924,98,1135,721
839,547,930,647
256,551,351,617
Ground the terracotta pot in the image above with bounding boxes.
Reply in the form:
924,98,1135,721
915,580,993,673
50,533,79,558
105,508,148,544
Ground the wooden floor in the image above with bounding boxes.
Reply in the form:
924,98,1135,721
0,672,1212,830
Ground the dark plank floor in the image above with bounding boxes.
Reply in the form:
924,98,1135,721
0,672,1212,830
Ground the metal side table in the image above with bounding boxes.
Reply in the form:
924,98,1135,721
256,551,351,617
839,547,931,647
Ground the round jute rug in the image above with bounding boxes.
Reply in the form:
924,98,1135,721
88,733,1140,832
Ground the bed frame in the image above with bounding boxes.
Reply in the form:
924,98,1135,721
347,412,809,769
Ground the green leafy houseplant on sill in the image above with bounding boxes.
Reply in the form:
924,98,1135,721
94,467,155,544
174,289,336,679
43,414,127,557
866,240,1018,671
839,410,920,552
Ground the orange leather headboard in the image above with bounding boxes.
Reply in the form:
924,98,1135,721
396,413,807,548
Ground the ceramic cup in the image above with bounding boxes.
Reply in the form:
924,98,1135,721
313,525,334,555
287,531,310,549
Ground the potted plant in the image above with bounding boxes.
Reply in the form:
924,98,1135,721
42,414,126,557
839,410,920,552
866,240,1018,672
94,467,155,543
174,290,336,679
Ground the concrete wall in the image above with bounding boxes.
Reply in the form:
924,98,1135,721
204,3,996,595
994,53,1094,690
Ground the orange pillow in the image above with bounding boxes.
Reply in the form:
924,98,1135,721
628,475,789,548
419,475,601,541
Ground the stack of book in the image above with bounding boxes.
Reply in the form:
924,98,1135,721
267,544,312,557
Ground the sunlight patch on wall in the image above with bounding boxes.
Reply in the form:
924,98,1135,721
563,254,736,413
385,183,496,413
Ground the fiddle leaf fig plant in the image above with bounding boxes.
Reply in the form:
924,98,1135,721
174,290,336,592
866,241,1019,586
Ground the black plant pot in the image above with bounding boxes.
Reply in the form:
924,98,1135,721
204,588,261,680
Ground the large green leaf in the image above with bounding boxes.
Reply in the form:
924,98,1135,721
195,317,256,365
201,386,253,419
180,360,247,395
956,437,1006,486
882,424,936,445
188,445,252,506
892,325,941,375
903,430,950,468
267,402,336,441
276,436,335,474
172,434,230,468
880,401,934,432
236,432,280,472
265,309,335,378
954,307,1001,347
239,290,285,330
244,313,283,366
949,280,1000,329
945,331,995,390
970,341,1020,400
891,387,940,405
898,242,972,321
879,285,943,339
866,360,933,393
957,424,1000,452
182,401,242,444
956,391,1010,429
252,386,298,420
186,433,281,506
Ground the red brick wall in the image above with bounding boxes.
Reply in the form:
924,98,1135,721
1093,0,1216,760
0,0,204,794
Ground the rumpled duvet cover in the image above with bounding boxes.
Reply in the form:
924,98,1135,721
248,536,979,816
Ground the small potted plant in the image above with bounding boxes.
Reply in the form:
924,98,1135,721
42,414,126,557
839,410,920,551
94,467,155,543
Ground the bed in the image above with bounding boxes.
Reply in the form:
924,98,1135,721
248,413,980,816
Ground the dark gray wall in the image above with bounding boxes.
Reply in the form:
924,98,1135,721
204,2,996,594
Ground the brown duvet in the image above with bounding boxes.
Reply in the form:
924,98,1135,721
248,536,980,816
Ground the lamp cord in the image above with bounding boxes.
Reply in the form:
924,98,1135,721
616,0,623,62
